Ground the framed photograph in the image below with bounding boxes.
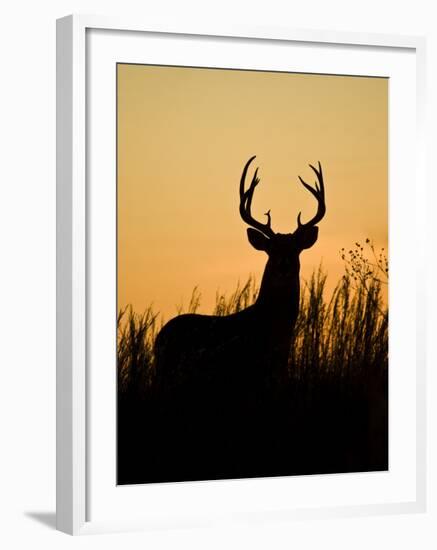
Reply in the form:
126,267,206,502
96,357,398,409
56,15,427,535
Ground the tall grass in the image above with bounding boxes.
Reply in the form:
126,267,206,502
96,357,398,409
117,266,388,396
291,267,388,381
117,306,160,396
117,243,388,482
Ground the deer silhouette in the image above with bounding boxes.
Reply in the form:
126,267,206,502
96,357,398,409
154,156,326,411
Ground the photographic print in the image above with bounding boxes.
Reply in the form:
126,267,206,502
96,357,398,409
116,63,388,484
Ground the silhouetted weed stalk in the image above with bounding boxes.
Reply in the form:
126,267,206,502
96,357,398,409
117,242,388,395
117,306,160,395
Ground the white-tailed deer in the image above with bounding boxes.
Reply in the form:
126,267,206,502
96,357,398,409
154,156,326,400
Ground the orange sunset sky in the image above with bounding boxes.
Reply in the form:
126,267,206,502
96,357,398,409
117,64,388,321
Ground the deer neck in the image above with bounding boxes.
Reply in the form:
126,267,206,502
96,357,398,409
255,256,301,325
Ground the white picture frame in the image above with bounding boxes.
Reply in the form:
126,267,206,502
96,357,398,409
56,14,427,535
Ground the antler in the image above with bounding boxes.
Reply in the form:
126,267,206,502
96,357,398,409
239,156,275,238
296,161,326,228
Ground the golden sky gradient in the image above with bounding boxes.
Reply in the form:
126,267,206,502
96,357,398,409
117,64,388,321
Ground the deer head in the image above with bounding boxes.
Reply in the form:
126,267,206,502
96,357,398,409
239,156,326,309
240,155,325,260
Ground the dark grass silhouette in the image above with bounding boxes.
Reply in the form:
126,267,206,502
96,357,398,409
117,248,388,484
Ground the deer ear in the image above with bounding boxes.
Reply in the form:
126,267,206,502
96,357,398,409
247,228,270,252
299,226,319,250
